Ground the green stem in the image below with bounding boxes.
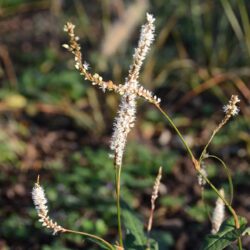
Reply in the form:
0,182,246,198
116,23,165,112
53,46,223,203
156,105,195,161
238,236,243,250
115,165,123,247
206,154,234,205
199,130,217,162
155,104,240,230
198,170,240,229
64,229,115,250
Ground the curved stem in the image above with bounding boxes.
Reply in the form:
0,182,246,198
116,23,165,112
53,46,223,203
206,154,234,205
64,229,115,250
198,170,240,229
155,104,240,230
156,105,195,162
115,165,123,247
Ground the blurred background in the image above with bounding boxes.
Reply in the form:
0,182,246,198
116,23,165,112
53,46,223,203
0,0,249,249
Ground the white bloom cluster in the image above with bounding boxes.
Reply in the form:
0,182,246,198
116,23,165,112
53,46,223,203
197,162,207,187
136,84,161,104
128,13,155,81
110,80,137,167
63,17,160,105
110,13,156,166
32,182,64,235
32,183,48,216
83,61,90,70
222,95,240,116
211,188,225,234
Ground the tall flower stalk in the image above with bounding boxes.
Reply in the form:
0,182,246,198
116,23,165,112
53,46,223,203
110,13,156,167
110,13,156,247
59,12,244,249
199,95,240,162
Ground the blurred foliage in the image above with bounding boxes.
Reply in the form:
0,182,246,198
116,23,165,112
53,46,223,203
0,0,249,249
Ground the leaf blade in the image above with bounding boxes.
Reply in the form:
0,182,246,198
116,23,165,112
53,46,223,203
202,216,247,250
122,202,147,249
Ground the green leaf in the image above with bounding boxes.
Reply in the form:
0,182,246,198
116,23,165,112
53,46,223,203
202,216,247,250
148,238,159,250
122,202,147,249
150,230,174,250
123,233,144,250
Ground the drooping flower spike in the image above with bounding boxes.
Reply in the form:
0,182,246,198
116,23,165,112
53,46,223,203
32,177,65,235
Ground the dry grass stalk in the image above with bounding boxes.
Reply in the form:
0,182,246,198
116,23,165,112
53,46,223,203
101,0,149,58
147,166,162,233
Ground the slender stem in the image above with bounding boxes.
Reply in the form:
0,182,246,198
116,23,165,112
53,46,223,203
199,130,217,162
206,155,234,205
64,229,115,250
199,113,231,162
198,170,240,229
115,165,123,247
146,209,154,250
238,236,243,250
155,104,240,229
201,187,212,222
156,105,195,162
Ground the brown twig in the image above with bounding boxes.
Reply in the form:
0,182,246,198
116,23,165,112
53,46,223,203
0,44,17,87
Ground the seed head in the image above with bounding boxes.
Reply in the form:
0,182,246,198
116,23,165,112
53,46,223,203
110,14,157,166
63,16,160,105
147,166,162,233
222,95,240,117
128,13,155,82
198,162,207,187
110,81,137,167
32,179,65,235
211,188,225,234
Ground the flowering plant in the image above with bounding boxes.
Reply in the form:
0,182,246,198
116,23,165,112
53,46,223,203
32,13,248,250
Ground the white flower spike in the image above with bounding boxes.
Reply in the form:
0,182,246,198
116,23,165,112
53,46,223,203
32,177,65,235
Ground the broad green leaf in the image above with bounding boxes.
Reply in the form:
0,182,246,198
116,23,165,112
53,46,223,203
123,233,145,250
202,216,247,250
122,203,147,249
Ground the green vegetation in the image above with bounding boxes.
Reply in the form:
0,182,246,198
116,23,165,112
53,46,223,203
0,0,249,249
